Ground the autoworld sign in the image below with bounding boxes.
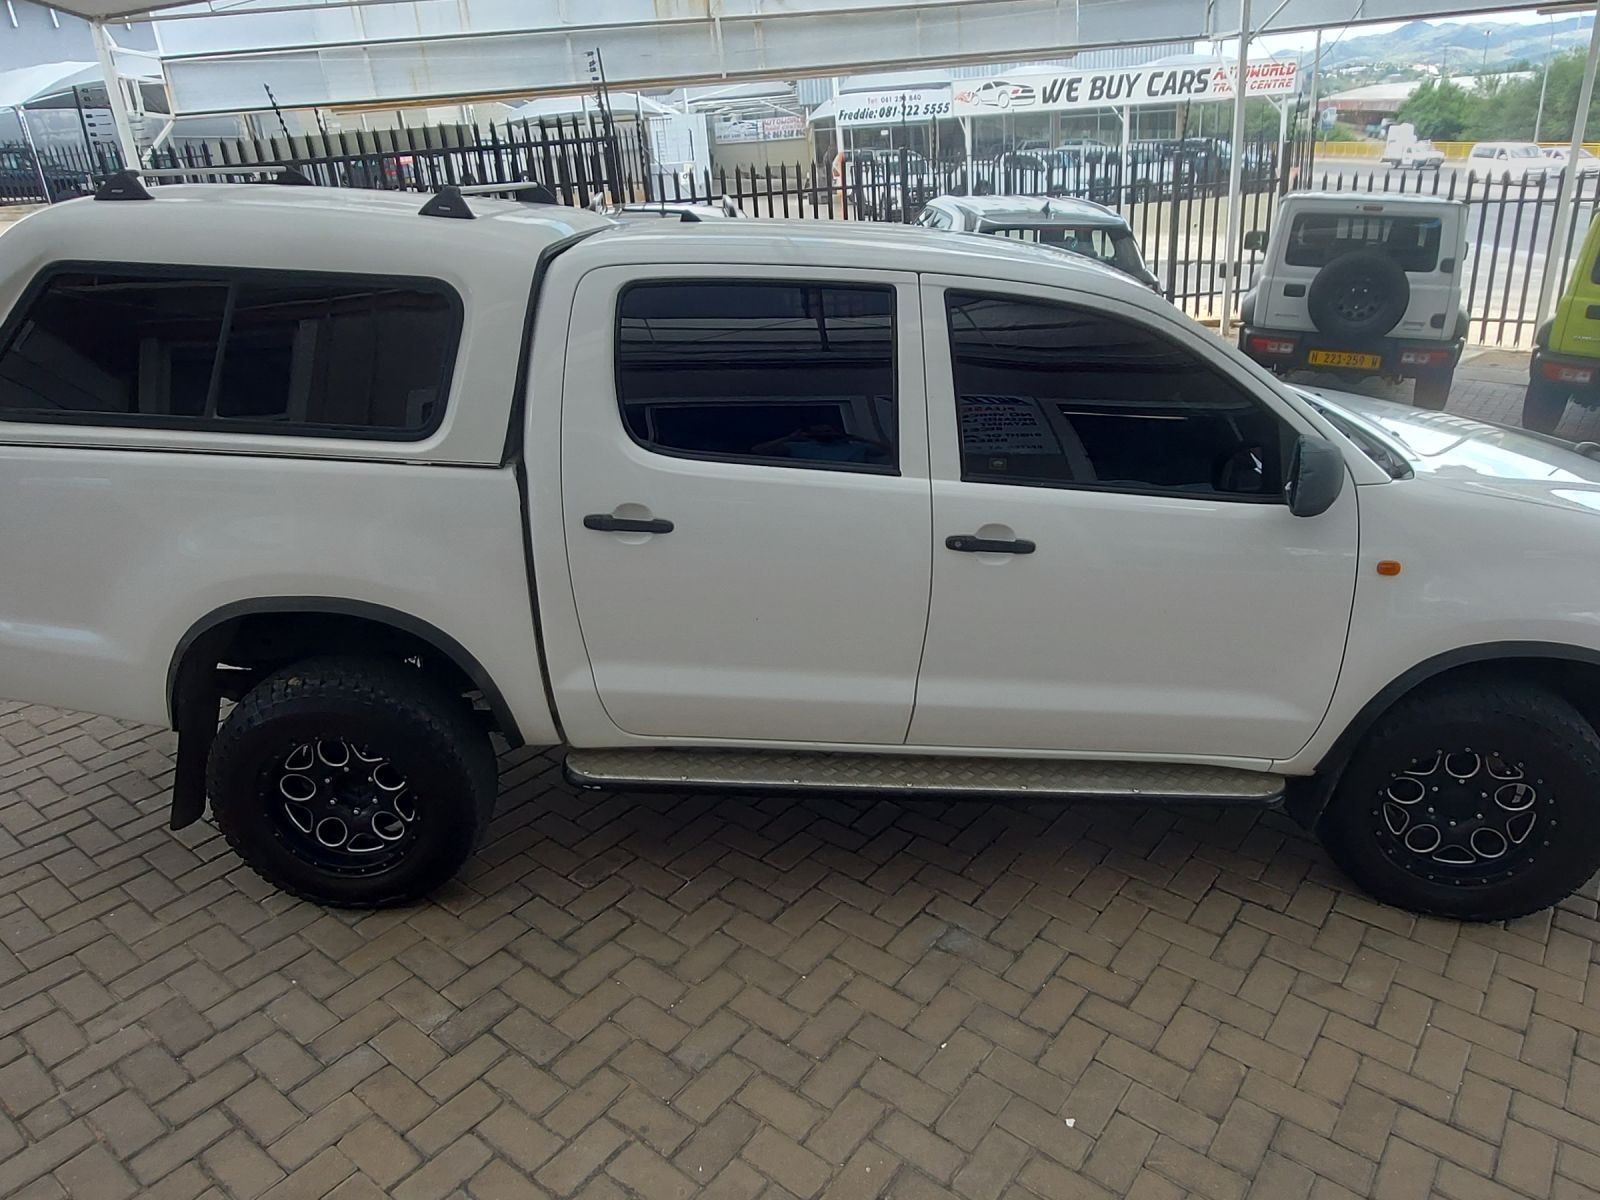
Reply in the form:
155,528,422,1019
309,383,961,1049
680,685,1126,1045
837,87,953,128
713,114,807,143
951,60,1299,117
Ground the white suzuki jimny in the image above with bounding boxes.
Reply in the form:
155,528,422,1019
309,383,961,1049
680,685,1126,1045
0,172,1595,921
1238,192,1468,410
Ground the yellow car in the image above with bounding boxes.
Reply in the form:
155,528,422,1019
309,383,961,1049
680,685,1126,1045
1528,213,1600,432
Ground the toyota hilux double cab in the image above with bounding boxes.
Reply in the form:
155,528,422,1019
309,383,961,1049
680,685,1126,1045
0,172,1598,921
1238,192,1469,410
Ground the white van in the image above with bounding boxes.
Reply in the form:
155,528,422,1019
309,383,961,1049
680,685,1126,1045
1466,142,1552,179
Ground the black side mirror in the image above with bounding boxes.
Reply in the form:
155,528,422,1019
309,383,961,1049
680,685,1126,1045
1286,434,1346,518
1243,230,1267,252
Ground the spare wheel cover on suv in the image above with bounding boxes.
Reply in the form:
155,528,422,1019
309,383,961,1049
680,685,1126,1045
1307,248,1410,339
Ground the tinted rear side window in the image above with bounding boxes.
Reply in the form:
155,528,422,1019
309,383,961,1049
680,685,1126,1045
0,267,460,437
617,281,897,471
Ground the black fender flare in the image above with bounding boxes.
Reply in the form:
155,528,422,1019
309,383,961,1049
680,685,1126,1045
164,598,522,830
1286,641,1600,828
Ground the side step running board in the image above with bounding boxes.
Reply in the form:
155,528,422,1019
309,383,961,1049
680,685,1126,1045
564,749,1285,804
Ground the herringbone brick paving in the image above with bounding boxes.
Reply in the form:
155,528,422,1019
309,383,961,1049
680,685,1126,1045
4,361,1599,1200
3,693,1600,1200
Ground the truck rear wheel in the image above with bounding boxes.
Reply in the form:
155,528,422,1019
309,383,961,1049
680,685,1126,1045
1522,379,1569,434
207,657,497,907
1318,682,1600,920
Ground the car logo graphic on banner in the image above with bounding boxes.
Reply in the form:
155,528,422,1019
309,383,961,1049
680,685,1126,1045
957,80,1038,110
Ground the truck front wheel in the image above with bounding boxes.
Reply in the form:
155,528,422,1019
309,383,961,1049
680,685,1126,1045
1318,682,1600,920
207,657,497,907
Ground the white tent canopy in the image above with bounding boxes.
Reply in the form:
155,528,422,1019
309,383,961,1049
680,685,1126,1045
0,57,161,110
43,1,191,15
505,90,673,121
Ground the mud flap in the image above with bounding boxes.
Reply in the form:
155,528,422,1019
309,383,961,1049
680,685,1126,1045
1283,770,1338,830
169,657,220,830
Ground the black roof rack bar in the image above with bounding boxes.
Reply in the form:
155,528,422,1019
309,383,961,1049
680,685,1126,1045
93,170,154,202
418,186,476,220
131,166,312,182
452,181,559,204
95,165,315,200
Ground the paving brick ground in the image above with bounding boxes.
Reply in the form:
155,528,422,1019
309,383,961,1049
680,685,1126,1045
5,358,1600,1200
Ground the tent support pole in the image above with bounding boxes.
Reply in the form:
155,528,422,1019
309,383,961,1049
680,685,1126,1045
1219,0,1252,340
1537,0,1600,325
91,18,141,170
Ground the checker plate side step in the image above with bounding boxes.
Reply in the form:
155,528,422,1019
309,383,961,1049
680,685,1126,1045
564,749,1286,804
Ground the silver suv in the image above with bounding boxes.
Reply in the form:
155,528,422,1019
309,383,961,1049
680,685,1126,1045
915,194,1161,291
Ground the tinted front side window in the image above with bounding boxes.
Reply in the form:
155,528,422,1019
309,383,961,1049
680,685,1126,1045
946,291,1288,498
617,281,896,470
1284,213,1442,272
0,267,458,437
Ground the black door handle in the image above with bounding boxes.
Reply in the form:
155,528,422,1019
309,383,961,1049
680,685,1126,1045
584,514,674,534
946,534,1035,554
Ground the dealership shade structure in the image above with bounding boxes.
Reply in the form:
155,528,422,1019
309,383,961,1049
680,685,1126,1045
42,0,1600,327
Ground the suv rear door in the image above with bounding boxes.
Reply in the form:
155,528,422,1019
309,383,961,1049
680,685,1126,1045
1260,202,1462,339
560,266,932,744
909,277,1359,760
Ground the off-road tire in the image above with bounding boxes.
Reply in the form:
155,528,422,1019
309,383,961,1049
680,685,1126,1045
207,656,497,907
1412,371,1452,410
1522,379,1569,434
1319,682,1600,920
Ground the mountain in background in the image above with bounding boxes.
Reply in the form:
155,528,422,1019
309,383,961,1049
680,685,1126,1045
1318,16,1594,74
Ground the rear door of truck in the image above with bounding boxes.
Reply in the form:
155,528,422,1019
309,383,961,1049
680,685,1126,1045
556,262,933,745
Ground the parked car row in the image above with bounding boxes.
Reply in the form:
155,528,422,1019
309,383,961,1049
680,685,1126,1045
829,137,1273,216
1376,127,1600,179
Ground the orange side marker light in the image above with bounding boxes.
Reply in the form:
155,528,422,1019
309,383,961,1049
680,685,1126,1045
1376,560,1402,577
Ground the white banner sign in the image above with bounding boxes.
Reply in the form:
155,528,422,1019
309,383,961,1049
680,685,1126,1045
713,114,808,144
837,87,953,128
951,60,1298,117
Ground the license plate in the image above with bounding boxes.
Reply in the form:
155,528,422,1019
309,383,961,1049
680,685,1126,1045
1307,350,1383,370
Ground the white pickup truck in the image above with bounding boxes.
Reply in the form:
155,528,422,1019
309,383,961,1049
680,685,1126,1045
1,175,1598,921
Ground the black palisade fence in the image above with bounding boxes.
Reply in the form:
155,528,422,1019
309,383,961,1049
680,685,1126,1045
26,113,1582,349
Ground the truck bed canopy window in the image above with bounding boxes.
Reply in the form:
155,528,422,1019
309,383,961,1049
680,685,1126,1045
0,264,461,439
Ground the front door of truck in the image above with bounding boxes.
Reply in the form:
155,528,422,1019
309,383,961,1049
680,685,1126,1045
561,266,931,744
908,279,1359,760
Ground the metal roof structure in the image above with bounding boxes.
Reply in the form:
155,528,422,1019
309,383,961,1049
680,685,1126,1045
35,1,1585,117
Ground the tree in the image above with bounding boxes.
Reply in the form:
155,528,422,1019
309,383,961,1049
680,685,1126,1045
1455,49,1600,141
1397,78,1478,139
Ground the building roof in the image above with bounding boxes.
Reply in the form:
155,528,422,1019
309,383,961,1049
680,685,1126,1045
1325,72,1539,112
